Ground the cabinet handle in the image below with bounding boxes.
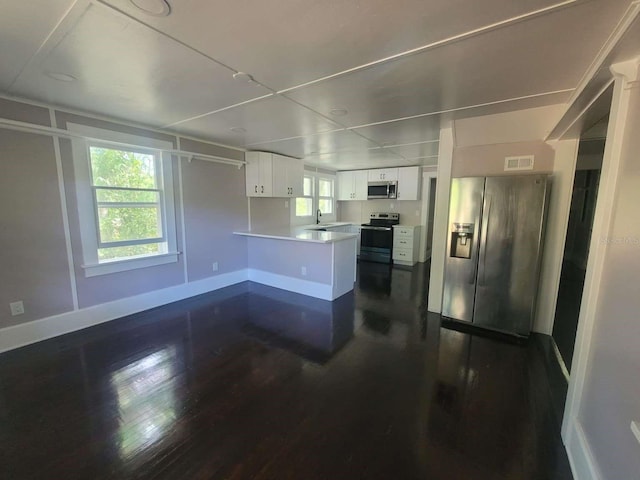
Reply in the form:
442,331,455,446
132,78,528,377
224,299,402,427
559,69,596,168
261,185,264,193
255,185,258,193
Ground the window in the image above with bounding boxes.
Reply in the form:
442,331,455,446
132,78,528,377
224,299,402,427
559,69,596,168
69,124,177,277
292,172,336,224
296,175,314,217
318,178,334,215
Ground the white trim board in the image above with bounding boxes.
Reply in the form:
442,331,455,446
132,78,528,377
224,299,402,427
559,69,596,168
562,59,640,480
0,269,249,354
565,421,602,480
248,269,334,301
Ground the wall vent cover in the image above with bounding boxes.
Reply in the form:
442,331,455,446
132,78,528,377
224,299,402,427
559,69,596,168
504,155,534,171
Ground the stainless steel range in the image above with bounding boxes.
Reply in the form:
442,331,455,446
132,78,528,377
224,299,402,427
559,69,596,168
360,212,400,264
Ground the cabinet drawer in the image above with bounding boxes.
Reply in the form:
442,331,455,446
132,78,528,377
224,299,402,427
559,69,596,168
393,236,414,249
393,247,414,261
394,227,414,236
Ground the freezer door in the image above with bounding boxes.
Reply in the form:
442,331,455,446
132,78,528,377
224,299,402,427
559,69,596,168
473,175,548,335
442,177,485,322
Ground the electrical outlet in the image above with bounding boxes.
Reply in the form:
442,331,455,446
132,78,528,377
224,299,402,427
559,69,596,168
301,266,307,276
284,200,289,208
10,301,24,316
212,262,219,272
415,209,420,216
390,203,395,209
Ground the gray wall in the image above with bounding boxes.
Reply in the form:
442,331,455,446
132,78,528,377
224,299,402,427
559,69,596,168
0,98,248,326
579,83,640,479
247,237,332,284
452,141,554,177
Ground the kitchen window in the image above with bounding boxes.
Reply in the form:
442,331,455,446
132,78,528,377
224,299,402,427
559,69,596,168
69,124,178,277
293,172,336,224
295,175,314,217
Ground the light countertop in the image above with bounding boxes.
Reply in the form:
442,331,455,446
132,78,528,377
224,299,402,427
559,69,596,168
233,228,358,244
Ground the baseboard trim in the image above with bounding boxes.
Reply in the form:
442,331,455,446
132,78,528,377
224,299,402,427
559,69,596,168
0,269,249,354
248,269,333,300
565,420,602,480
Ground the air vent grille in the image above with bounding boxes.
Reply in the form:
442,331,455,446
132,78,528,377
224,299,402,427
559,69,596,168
504,155,534,171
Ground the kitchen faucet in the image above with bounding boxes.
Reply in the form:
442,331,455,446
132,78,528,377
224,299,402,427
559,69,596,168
316,209,322,224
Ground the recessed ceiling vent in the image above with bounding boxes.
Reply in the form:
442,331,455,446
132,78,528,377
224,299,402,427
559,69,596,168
504,155,534,171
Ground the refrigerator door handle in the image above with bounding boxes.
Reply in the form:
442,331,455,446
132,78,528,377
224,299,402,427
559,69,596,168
479,196,492,285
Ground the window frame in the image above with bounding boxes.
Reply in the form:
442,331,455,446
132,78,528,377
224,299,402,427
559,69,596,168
291,171,337,225
317,175,335,216
69,123,178,277
294,174,315,222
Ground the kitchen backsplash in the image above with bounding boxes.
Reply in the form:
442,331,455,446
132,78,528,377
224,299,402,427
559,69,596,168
338,200,423,225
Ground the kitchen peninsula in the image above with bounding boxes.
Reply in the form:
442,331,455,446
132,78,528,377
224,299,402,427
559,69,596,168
233,226,358,301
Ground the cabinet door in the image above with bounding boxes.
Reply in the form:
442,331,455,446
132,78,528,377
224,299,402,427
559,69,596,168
337,171,354,201
259,153,273,196
271,155,289,197
397,166,421,200
245,152,261,197
380,168,398,181
368,168,398,181
353,170,369,200
368,169,384,182
288,158,304,197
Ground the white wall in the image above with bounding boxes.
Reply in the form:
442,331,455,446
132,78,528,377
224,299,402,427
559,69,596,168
427,123,454,313
565,60,640,480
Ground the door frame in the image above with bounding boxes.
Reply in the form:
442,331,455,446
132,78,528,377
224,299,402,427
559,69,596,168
420,170,438,262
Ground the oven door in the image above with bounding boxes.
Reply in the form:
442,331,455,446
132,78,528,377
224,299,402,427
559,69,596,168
360,226,393,263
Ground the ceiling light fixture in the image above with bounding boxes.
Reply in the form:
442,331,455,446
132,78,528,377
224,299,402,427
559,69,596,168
129,0,171,17
329,108,348,117
45,72,77,82
230,127,247,134
233,72,255,83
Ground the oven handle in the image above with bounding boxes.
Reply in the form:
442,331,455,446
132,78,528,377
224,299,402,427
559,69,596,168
361,226,392,231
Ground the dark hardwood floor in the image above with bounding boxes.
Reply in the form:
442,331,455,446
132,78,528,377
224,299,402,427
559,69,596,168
0,261,572,479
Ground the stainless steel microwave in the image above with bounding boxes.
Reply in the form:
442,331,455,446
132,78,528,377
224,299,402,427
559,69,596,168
367,181,398,199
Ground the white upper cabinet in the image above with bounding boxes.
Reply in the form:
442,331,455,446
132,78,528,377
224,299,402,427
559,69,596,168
353,170,368,200
246,152,302,198
368,168,398,182
338,170,368,201
272,154,303,197
397,166,422,201
245,152,272,197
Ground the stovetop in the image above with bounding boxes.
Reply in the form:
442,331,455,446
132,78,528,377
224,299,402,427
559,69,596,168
362,212,400,227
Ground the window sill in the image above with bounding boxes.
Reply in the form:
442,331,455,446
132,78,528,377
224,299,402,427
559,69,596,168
82,252,180,278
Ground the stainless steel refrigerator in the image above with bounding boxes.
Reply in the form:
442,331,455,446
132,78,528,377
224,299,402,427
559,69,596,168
442,175,549,336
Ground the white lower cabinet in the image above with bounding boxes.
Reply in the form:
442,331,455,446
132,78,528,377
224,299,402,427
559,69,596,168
393,225,421,266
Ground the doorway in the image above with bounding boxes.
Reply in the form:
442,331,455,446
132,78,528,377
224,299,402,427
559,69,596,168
421,172,437,262
552,136,606,373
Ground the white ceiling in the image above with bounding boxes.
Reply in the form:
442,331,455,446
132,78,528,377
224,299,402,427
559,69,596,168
0,0,636,169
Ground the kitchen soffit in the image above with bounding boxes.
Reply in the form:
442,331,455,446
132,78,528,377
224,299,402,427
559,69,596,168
0,0,637,169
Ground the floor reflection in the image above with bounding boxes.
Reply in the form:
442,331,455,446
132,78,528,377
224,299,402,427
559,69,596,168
111,345,179,460
243,284,355,364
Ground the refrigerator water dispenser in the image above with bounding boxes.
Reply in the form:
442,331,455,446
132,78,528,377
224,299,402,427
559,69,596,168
450,223,474,259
